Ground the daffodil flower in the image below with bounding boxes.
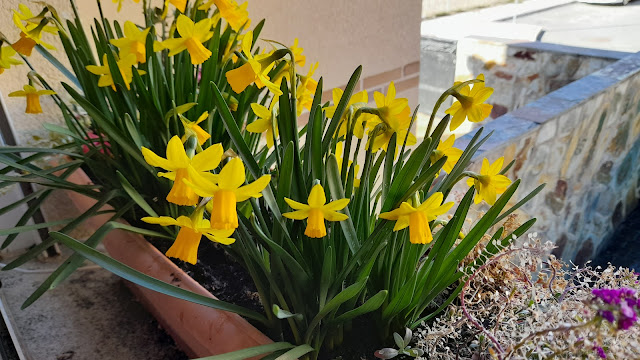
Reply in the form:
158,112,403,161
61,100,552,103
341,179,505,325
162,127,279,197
226,31,283,96
430,135,463,174
445,74,494,131
159,15,213,65
112,0,140,12
181,112,211,146
335,142,361,187
185,157,272,230
246,100,278,148
142,209,234,264
141,136,224,206
325,88,370,139
8,84,55,114
12,8,57,56
290,38,305,67
200,0,250,32
283,184,350,238
161,0,187,17
86,53,145,91
13,4,58,34
379,192,454,244
466,157,512,205
0,44,22,74
296,62,318,115
366,82,417,153
110,21,150,64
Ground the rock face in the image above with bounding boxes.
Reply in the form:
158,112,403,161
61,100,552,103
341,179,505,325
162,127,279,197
450,52,640,263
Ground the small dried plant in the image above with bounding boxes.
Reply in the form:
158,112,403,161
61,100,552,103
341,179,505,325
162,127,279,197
414,234,640,359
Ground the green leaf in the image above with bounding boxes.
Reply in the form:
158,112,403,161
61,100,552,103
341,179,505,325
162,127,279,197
116,171,158,217
329,290,387,325
36,45,81,87
193,342,296,360
492,184,545,225
326,155,359,254
274,344,314,360
49,232,269,324
272,304,303,321
322,66,362,150
164,102,197,122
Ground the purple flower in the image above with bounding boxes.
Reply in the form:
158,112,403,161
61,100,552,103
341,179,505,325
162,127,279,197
594,345,607,359
618,301,638,330
599,310,615,323
592,288,636,305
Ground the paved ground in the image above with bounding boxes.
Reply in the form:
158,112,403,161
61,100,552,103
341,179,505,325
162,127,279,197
510,1,640,53
593,204,640,271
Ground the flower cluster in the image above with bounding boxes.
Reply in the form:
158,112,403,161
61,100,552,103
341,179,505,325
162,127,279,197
592,287,639,330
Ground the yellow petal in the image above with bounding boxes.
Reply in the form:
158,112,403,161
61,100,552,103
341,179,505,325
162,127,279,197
284,197,310,211
323,211,348,222
282,210,310,220
307,184,326,208
141,216,179,226
393,215,410,231
226,62,256,94
141,147,175,170
489,157,504,175
191,143,223,171
184,166,218,197
235,174,271,202
166,136,190,167
323,198,350,212
218,157,246,190
176,15,194,38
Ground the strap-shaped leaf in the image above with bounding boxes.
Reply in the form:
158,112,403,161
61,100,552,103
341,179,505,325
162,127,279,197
117,171,158,217
193,342,295,360
329,290,388,325
274,344,315,360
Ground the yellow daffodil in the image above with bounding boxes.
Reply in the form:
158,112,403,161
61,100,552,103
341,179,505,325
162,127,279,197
159,15,213,65
11,7,57,56
185,157,271,230
86,54,145,91
141,136,224,206
13,4,58,34
181,112,211,146
246,100,278,148
430,135,463,174
0,44,22,74
335,142,361,187
466,157,512,205
283,184,350,238
142,209,234,264
367,82,417,153
226,31,283,96
161,0,187,17
110,21,150,64
112,0,140,12
8,84,55,114
291,38,305,67
379,192,454,244
296,62,318,115
445,74,494,131
200,0,250,32
325,88,370,139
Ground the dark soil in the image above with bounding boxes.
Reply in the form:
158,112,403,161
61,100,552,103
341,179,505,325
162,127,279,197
149,237,265,329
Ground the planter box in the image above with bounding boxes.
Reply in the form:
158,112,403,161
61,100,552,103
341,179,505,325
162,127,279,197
63,169,273,358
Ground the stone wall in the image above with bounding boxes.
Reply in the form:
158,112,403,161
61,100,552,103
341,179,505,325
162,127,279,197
451,52,640,263
451,37,628,135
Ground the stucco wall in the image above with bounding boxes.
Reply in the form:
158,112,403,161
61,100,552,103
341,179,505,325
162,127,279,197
451,52,640,263
0,0,421,144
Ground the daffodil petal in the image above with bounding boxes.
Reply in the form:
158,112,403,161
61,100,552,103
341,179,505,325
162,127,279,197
141,216,179,226
284,197,309,211
235,174,271,202
283,210,310,220
191,143,223,171
218,157,246,190
307,184,327,208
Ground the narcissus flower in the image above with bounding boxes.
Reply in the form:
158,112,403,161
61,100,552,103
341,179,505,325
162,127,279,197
325,88,370,139
246,100,278,148
466,157,512,205
185,157,271,230
86,53,145,91
181,112,211,146
11,6,58,56
379,192,454,244
110,21,150,64
159,15,213,65
0,44,22,74
225,31,282,96
430,135,463,174
283,184,350,238
8,84,55,114
367,82,416,153
141,136,223,206
112,0,140,12
445,74,494,131
291,38,305,67
199,0,250,32
142,209,234,264
162,0,187,15
296,62,318,115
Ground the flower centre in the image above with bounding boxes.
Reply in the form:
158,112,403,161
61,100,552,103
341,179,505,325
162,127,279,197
210,190,238,230
408,211,431,244
185,37,212,64
477,174,491,187
131,41,146,62
305,209,326,238
25,93,42,114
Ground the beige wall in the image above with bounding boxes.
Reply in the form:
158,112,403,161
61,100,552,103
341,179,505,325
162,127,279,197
0,0,420,144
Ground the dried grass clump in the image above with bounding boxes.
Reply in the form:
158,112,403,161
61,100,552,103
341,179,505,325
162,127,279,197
414,234,640,359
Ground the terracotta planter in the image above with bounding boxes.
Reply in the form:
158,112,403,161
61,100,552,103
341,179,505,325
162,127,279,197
63,169,273,358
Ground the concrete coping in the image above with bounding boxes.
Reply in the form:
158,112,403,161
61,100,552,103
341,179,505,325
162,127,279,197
455,51,640,159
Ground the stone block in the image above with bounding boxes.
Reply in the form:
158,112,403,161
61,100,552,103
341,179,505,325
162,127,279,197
551,75,617,103
535,120,557,145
